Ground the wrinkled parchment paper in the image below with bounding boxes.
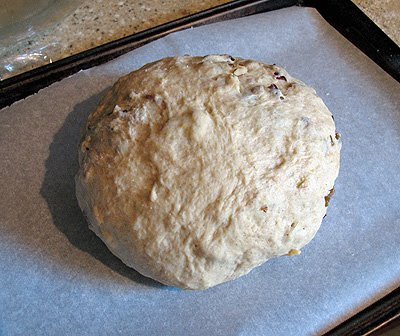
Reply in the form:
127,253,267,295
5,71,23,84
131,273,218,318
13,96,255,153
1,7,399,336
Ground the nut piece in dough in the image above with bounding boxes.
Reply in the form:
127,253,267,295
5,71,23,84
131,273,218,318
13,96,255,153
75,55,341,289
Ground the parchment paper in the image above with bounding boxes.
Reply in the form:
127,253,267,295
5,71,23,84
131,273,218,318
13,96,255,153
1,7,399,336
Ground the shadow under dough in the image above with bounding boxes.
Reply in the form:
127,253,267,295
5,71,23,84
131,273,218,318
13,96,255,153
40,89,164,289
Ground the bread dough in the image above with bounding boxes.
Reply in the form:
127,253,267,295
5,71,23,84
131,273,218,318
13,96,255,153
75,55,341,289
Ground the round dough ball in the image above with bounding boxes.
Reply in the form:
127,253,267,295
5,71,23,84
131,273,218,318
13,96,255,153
75,55,341,289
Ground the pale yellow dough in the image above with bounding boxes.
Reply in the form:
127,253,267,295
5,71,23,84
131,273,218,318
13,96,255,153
75,55,341,289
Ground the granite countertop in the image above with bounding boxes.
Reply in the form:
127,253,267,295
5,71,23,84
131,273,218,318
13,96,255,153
0,0,398,80
352,0,399,45
0,0,231,79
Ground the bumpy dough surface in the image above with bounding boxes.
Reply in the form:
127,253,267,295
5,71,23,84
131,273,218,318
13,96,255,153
75,55,341,289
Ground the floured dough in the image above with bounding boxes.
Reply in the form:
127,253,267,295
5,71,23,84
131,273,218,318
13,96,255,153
75,55,341,289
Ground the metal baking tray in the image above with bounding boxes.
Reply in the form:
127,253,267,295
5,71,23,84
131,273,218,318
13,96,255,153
1,0,399,109
0,1,399,334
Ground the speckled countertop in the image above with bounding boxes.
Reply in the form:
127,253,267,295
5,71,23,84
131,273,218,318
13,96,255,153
0,0,398,80
352,0,399,45
0,0,231,79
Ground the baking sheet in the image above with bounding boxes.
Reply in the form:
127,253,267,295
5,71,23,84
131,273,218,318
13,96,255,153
1,6,399,336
